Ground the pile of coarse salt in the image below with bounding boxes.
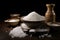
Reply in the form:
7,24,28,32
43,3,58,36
22,11,45,21
9,26,28,38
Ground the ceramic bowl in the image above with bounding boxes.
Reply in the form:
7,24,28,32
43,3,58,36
5,19,20,26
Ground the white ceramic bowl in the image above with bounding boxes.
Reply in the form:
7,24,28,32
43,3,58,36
21,16,45,29
22,20,45,29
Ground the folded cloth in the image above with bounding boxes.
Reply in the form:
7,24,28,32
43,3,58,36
9,26,28,38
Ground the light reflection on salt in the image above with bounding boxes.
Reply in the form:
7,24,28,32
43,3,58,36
9,26,28,38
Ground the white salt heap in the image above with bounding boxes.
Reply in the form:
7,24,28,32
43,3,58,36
21,23,30,31
9,26,28,38
22,11,45,21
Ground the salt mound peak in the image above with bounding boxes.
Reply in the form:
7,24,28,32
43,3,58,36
22,11,45,21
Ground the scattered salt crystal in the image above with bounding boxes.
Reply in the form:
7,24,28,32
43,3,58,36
9,26,28,38
21,23,30,31
22,11,45,21
29,29,36,32
44,34,48,36
36,29,49,32
41,35,45,38
47,35,52,37
21,23,30,29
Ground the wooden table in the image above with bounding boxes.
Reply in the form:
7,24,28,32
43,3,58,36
0,22,60,40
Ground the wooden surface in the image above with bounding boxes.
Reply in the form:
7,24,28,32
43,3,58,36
0,22,60,40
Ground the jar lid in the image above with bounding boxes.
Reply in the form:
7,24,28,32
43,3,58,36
10,14,20,17
46,4,55,6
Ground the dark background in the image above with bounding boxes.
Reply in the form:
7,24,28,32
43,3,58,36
0,0,59,22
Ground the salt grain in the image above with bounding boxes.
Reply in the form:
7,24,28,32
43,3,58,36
9,26,28,38
22,11,45,21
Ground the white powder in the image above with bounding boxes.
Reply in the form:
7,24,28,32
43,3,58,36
22,11,45,21
29,29,36,32
21,23,30,30
9,26,28,38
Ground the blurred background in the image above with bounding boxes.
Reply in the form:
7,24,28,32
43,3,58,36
0,0,59,22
